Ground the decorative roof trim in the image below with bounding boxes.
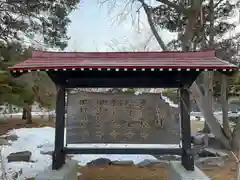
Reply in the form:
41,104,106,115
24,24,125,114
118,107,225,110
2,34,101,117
10,67,237,73
8,50,239,72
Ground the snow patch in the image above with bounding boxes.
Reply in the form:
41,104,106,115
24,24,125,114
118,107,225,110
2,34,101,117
0,127,174,179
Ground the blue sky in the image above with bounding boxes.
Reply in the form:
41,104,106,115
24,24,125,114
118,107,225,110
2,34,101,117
66,1,174,52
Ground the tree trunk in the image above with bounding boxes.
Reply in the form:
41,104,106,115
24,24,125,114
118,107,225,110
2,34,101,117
237,143,240,180
231,119,240,152
202,72,214,133
22,108,27,120
237,158,240,180
8,104,12,118
26,106,32,124
22,106,32,124
201,74,211,134
231,119,240,180
191,82,231,149
221,74,232,139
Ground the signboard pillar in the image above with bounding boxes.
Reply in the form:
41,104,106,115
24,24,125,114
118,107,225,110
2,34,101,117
180,87,194,170
52,85,66,170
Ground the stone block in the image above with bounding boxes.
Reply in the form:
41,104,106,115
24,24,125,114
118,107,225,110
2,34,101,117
87,158,112,166
169,161,210,180
111,160,134,166
7,151,32,162
196,157,225,167
4,134,18,141
0,138,10,145
35,160,78,180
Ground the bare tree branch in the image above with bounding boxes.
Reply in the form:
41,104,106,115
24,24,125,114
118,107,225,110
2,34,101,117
142,34,154,50
138,0,167,50
214,0,224,9
156,0,185,13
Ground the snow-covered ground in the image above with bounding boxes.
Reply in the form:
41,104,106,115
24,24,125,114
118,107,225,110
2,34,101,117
190,111,240,123
0,127,172,179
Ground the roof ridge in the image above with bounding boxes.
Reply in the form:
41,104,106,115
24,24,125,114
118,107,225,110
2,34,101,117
31,50,216,58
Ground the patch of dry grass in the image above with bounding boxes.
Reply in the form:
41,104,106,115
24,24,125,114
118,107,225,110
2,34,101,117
0,118,54,136
79,164,169,180
191,120,204,132
78,160,237,180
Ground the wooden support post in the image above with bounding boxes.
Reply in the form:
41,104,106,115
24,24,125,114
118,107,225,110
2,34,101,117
180,87,194,171
52,85,66,170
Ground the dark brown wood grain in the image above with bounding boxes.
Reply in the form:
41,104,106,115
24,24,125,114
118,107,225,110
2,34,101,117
66,92,180,144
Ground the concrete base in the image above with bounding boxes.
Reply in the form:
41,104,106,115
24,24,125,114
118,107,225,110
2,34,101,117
169,161,210,180
35,160,78,180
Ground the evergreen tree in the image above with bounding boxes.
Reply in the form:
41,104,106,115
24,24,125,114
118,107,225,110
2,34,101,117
0,0,80,122
0,0,79,49
152,0,240,58
0,42,56,123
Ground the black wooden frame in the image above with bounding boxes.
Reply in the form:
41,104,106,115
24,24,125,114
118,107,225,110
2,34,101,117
48,70,200,171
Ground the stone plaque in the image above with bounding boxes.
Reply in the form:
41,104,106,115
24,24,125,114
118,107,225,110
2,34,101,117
66,91,180,144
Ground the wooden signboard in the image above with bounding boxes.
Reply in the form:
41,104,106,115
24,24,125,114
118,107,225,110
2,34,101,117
66,91,180,144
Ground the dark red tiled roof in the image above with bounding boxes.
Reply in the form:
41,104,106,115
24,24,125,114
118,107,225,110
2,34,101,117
8,50,238,72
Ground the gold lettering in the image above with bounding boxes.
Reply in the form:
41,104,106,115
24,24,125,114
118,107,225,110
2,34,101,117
112,109,117,116
156,107,164,128
83,130,89,136
126,122,132,128
109,130,118,139
155,117,164,128
96,106,104,116
140,132,149,139
83,116,88,122
124,100,130,105
95,115,101,121
124,100,133,106
140,119,149,128
133,105,143,111
97,100,106,105
96,131,104,139
80,107,87,113
125,131,135,139
79,99,88,105
140,99,146,105
119,100,123,106
111,100,116,106
112,105,117,116
128,109,133,116
112,120,121,128
79,122,86,128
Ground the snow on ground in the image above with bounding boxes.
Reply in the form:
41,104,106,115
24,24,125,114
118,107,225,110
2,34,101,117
0,127,53,179
0,127,170,179
190,111,240,123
